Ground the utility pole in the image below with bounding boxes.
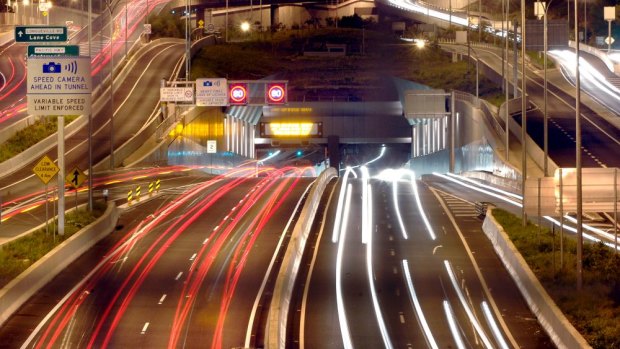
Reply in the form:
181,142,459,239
574,0,584,291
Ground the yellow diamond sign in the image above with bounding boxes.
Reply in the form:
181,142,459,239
66,166,87,189
32,155,59,185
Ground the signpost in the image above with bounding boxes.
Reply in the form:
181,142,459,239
33,155,60,185
33,155,59,236
66,166,87,210
27,56,92,115
160,87,194,102
196,78,227,106
27,56,91,237
28,45,80,57
15,26,68,42
207,140,216,174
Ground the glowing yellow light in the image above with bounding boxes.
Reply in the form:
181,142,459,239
133,175,148,180
268,122,315,136
105,180,121,185
175,124,184,134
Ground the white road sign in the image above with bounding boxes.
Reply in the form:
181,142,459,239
207,140,217,153
160,87,194,102
27,57,92,115
196,78,227,106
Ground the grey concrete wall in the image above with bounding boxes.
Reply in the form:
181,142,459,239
482,209,591,349
0,203,119,327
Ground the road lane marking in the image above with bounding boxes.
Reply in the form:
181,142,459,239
158,294,167,304
141,322,150,334
189,253,197,261
432,245,443,255
399,312,405,324
175,272,183,280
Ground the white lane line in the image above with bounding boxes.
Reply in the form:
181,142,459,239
189,253,197,261
141,322,150,334
175,272,183,280
399,312,406,324
158,294,167,305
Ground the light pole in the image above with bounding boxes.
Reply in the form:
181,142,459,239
520,0,527,226
504,0,510,162
574,0,583,291
105,0,124,169
535,1,553,177
604,6,616,53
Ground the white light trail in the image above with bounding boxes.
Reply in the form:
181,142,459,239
434,172,620,251
443,260,494,349
392,178,409,239
361,166,370,244
446,173,521,200
402,260,439,349
482,301,510,349
336,184,354,349
443,300,466,349
410,172,437,241
257,150,281,164
433,172,522,207
332,167,355,243
365,183,392,348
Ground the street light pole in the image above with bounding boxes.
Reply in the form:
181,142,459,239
574,0,583,291
521,0,528,226
505,0,509,162
604,7,616,54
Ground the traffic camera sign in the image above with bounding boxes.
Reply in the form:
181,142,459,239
196,78,227,106
27,56,92,115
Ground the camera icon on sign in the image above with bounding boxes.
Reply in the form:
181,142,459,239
42,62,61,73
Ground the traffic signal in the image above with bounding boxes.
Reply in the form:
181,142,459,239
266,83,287,104
228,83,248,105
296,150,303,157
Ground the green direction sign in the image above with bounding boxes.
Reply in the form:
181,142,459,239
27,45,80,57
15,26,68,43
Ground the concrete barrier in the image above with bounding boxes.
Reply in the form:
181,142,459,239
265,168,337,349
0,202,119,327
482,209,591,349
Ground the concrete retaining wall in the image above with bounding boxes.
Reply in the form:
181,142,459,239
0,203,119,327
482,209,591,349
265,168,337,349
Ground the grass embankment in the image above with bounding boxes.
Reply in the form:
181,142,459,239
191,28,503,102
493,208,620,349
0,201,107,289
0,115,78,163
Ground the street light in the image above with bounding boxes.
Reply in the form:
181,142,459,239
240,21,250,32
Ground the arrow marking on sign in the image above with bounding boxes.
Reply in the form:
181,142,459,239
18,31,23,37
72,169,80,186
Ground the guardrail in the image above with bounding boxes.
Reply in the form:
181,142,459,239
265,168,337,349
0,202,119,327
569,40,614,73
482,209,591,349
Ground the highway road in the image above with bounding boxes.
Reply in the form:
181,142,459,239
442,43,620,170
0,166,315,349
294,167,553,348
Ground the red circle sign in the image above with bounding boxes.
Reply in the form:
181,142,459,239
268,85,285,103
229,85,247,104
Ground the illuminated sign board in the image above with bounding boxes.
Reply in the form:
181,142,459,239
259,122,323,137
228,83,248,105
266,83,287,104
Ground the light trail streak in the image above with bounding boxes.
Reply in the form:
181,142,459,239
365,181,393,349
482,301,510,349
443,260,495,349
402,260,439,349
332,167,356,243
392,178,409,239
434,172,620,250
361,166,370,244
443,300,466,349
336,184,354,349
